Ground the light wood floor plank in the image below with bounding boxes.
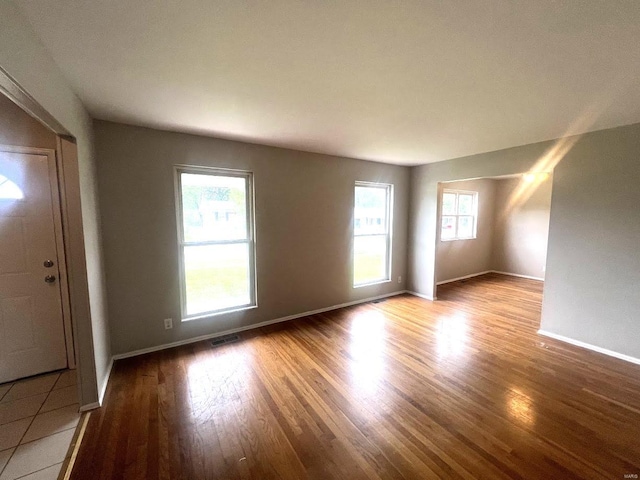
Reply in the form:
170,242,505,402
71,274,640,479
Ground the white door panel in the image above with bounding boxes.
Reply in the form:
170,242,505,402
0,151,67,383
0,217,27,273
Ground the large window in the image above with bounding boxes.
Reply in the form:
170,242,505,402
353,182,393,286
441,189,478,241
175,166,256,319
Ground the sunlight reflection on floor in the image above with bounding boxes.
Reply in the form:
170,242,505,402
349,311,387,396
506,387,536,426
435,314,468,360
186,346,252,423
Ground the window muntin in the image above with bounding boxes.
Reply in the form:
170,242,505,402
441,189,478,241
176,166,256,319
353,182,392,286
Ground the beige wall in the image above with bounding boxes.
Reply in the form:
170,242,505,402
435,178,496,283
0,94,56,149
492,176,552,279
410,122,640,360
0,2,111,407
94,121,409,355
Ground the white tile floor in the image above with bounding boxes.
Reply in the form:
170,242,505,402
0,371,79,480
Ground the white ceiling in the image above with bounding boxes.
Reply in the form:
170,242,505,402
16,1,640,165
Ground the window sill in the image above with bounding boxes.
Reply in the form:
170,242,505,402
440,237,477,242
353,278,392,289
182,304,257,322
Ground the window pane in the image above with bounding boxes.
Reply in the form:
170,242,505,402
184,243,251,315
354,186,387,235
0,175,23,200
441,216,456,240
181,173,247,242
354,235,387,285
458,216,474,238
458,194,474,215
442,192,457,215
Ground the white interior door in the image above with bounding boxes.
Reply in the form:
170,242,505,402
0,149,67,383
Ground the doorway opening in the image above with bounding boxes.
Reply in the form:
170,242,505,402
0,92,78,385
434,172,553,298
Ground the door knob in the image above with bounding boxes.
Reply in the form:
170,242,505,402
43,260,54,268
44,275,56,283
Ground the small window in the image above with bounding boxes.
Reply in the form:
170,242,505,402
353,182,393,286
175,166,256,319
441,190,478,241
0,175,23,199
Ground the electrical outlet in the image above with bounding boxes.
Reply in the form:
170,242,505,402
398,276,402,283
164,318,173,330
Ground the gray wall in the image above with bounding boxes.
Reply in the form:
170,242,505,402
540,124,640,357
0,1,111,407
410,122,640,359
493,176,552,279
95,121,409,355
435,178,496,283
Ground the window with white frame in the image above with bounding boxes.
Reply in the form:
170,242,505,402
175,166,256,319
353,182,393,286
441,189,478,241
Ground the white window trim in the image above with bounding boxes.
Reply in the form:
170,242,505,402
353,181,393,288
440,188,478,242
174,165,257,321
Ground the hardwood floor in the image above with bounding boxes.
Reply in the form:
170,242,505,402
72,274,640,479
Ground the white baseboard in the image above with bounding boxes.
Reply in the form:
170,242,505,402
436,270,493,285
437,270,543,285
113,290,408,361
538,330,640,366
414,270,541,303
79,402,100,412
492,270,544,281
407,291,436,301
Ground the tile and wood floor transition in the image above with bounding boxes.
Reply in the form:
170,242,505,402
0,370,80,480
71,274,640,479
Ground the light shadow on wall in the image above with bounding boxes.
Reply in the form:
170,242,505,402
502,101,609,217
